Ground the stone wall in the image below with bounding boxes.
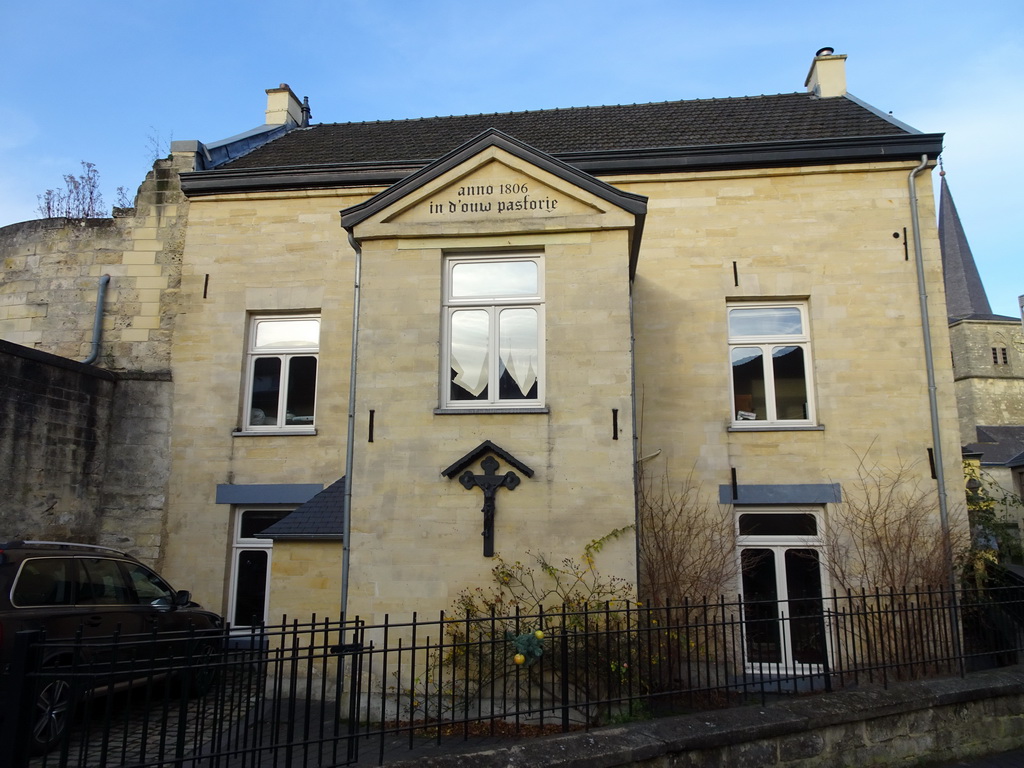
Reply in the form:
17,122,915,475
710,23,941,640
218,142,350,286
0,340,172,563
0,156,187,374
0,340,116,541
0,156,186,562
950,318,1024,444
384,666,1024,767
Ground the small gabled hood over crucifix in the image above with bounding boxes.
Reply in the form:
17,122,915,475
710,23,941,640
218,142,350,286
442,441,534,557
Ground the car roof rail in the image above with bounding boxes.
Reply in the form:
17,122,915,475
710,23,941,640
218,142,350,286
11,540,131,557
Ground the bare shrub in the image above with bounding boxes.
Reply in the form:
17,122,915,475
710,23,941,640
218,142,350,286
825,452,965,591
36,161,106,218
636,467,737,606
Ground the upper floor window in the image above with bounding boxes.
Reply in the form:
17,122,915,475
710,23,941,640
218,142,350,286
442,254,544,409
992,347,1009,365
728,302,815,427
244,315,319,431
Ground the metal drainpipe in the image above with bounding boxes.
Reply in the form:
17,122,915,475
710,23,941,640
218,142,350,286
908,155,954,582
340,231,362,620
81,275,111,365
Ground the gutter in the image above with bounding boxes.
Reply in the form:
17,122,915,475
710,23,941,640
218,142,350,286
179,133,945,198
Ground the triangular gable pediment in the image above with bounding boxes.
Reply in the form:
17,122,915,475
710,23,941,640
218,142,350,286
441,440,535,479
341,129,646,250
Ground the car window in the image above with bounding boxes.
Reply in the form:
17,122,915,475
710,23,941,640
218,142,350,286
124,562,176,604
77,558,131,605
12,558,73,606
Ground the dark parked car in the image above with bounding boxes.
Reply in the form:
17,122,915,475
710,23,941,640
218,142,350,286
0,540,223,754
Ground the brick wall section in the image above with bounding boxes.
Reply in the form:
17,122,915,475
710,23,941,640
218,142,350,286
0,339,115,540
384,666,1024,767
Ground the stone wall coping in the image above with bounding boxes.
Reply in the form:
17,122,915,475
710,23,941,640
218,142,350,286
0,338,117,381
385,666,1024,767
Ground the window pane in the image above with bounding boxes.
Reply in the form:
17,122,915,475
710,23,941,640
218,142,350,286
739,513,818,536
497,308,538,399
731,347,765,420
785,549,826,664
772,346,807,420
741,549,781,663
452,261,538,298
13,559,72,606
78,558,129,605
254,319,319,350
729,307,803,337
125,563,175,604
233,550,269,625
240,510,290,539
450,310,489,400
250,357,281,425
285,356,317,425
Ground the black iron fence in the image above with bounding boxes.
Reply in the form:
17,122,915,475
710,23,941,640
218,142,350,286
7,582,1024,767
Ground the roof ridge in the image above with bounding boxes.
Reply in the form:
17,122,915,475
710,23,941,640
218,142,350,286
311,91,806,130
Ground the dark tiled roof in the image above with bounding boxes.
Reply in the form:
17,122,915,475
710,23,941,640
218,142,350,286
967,427,1024,467
221,92,911,170
940,176,993,321
258,477,344,540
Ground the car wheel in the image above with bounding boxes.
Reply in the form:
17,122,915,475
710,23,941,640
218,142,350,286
30,676,74,754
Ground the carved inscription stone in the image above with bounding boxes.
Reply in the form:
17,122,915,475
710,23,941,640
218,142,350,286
427,182,560,217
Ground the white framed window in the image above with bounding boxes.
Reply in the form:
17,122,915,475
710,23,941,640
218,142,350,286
441,253,544,409
228,508,291,627
736,508,829,671
244,315,319,431
728,302,815,426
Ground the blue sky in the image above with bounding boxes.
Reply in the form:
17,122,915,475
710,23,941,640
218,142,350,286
2,0,1021,317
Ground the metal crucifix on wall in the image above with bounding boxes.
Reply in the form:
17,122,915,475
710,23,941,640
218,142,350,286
460,456,519,557
441,441,535,557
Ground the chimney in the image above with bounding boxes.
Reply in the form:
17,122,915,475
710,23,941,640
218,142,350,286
265,83,303,126
804,48,847,98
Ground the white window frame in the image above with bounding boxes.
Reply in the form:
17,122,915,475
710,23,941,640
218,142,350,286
727,301,815,427
227,507,291,628
440,253,545,410
735,507,831,673
242,314,320,433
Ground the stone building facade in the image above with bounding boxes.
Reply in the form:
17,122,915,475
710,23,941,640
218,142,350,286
0,55,974,672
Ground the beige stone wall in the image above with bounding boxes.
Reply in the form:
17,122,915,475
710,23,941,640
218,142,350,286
269,541,345,621
161,189,367,610
0,158,187,373
621,161,964,588
166,156,963,621
345,229,637,622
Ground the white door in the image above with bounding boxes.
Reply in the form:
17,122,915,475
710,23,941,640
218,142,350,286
228,509,290,626
737,510,828,670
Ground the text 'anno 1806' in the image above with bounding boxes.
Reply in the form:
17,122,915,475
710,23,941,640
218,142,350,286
428,182,560,216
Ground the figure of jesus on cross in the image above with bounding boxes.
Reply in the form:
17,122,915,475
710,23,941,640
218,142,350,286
459,455,520,557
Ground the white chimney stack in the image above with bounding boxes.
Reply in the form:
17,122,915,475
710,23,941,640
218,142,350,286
805,48,848,98
265,83,303,126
